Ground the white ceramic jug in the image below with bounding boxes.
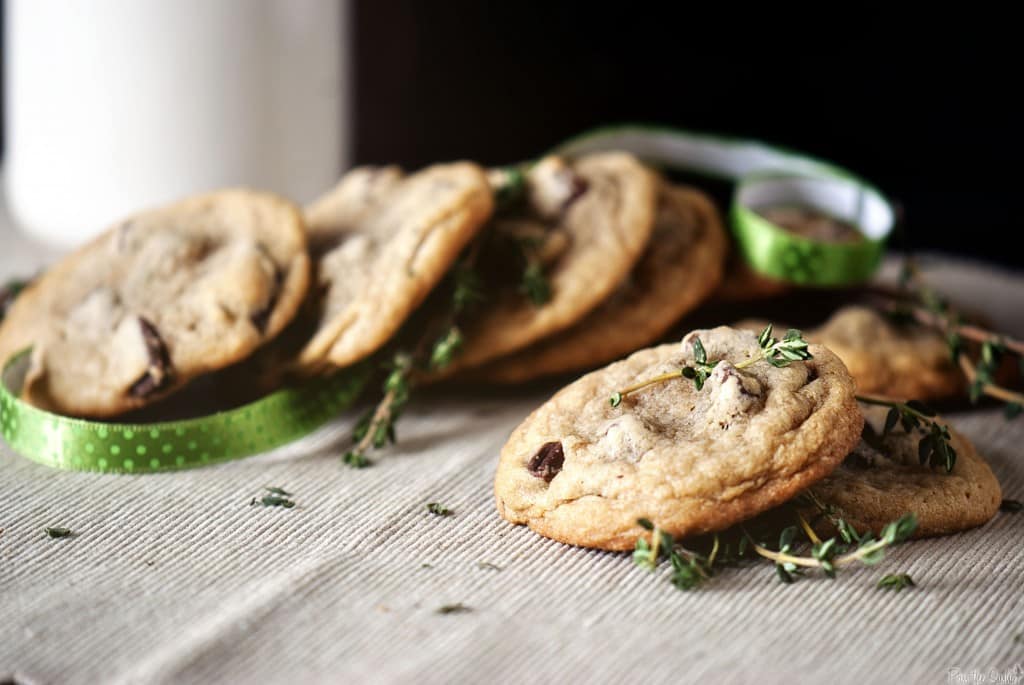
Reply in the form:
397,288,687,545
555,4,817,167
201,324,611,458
4,0,349,248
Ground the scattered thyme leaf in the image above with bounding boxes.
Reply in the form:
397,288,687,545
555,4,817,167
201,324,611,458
1000,499,1022,513
255,495,295,508
426,502,453,516
476,561,502,572
436,603,472,615
264,486,292,497
44,527,73,539
877,573,916,592
610,392,623,408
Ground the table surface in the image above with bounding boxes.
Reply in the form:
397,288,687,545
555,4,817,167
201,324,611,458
2,207,1023,685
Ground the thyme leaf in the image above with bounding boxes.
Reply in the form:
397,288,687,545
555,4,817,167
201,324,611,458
426,502,453,516
877,573,916,592
436,603,472,615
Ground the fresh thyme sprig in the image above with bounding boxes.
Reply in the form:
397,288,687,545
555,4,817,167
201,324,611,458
856,394,957,472
743,513,917,583
344,353,412,468
342,245,486,468
881,259,1024,414
611,326,812,406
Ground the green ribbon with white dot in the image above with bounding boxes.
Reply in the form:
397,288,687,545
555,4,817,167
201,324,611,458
558,125,894,286
0,350,369,473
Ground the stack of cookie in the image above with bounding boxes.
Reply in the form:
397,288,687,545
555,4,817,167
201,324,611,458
0,150,1007,555
494,325,1002,550
0,150,733,419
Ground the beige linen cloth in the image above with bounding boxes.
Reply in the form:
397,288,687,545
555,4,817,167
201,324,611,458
1,212,1022,684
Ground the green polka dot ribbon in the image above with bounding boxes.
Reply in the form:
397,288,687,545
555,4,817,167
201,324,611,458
0,350,369,473
557,125,894,286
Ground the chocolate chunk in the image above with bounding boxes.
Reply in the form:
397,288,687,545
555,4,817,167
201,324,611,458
128,318,174,398
563,175,589,211
527,441,564,482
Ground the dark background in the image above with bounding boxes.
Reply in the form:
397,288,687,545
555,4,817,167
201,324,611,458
4,4,1021,268
352,4,1022,269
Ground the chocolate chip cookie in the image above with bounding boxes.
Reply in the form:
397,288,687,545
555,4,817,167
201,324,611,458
469,183,726,383
439,152,658,376
0,190,310,417
805,405,1001,537
495,326,863,550
298,162,493,371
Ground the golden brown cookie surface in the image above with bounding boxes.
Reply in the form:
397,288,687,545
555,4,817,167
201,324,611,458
495,327,863,550
298,162,494,371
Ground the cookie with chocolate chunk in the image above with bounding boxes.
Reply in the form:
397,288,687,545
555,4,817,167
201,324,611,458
0,190,309,417
495,326,863,550
805,404,1001,537
298,162,493,371
738,305,963,400
469,183,726,383
437,152,658,376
